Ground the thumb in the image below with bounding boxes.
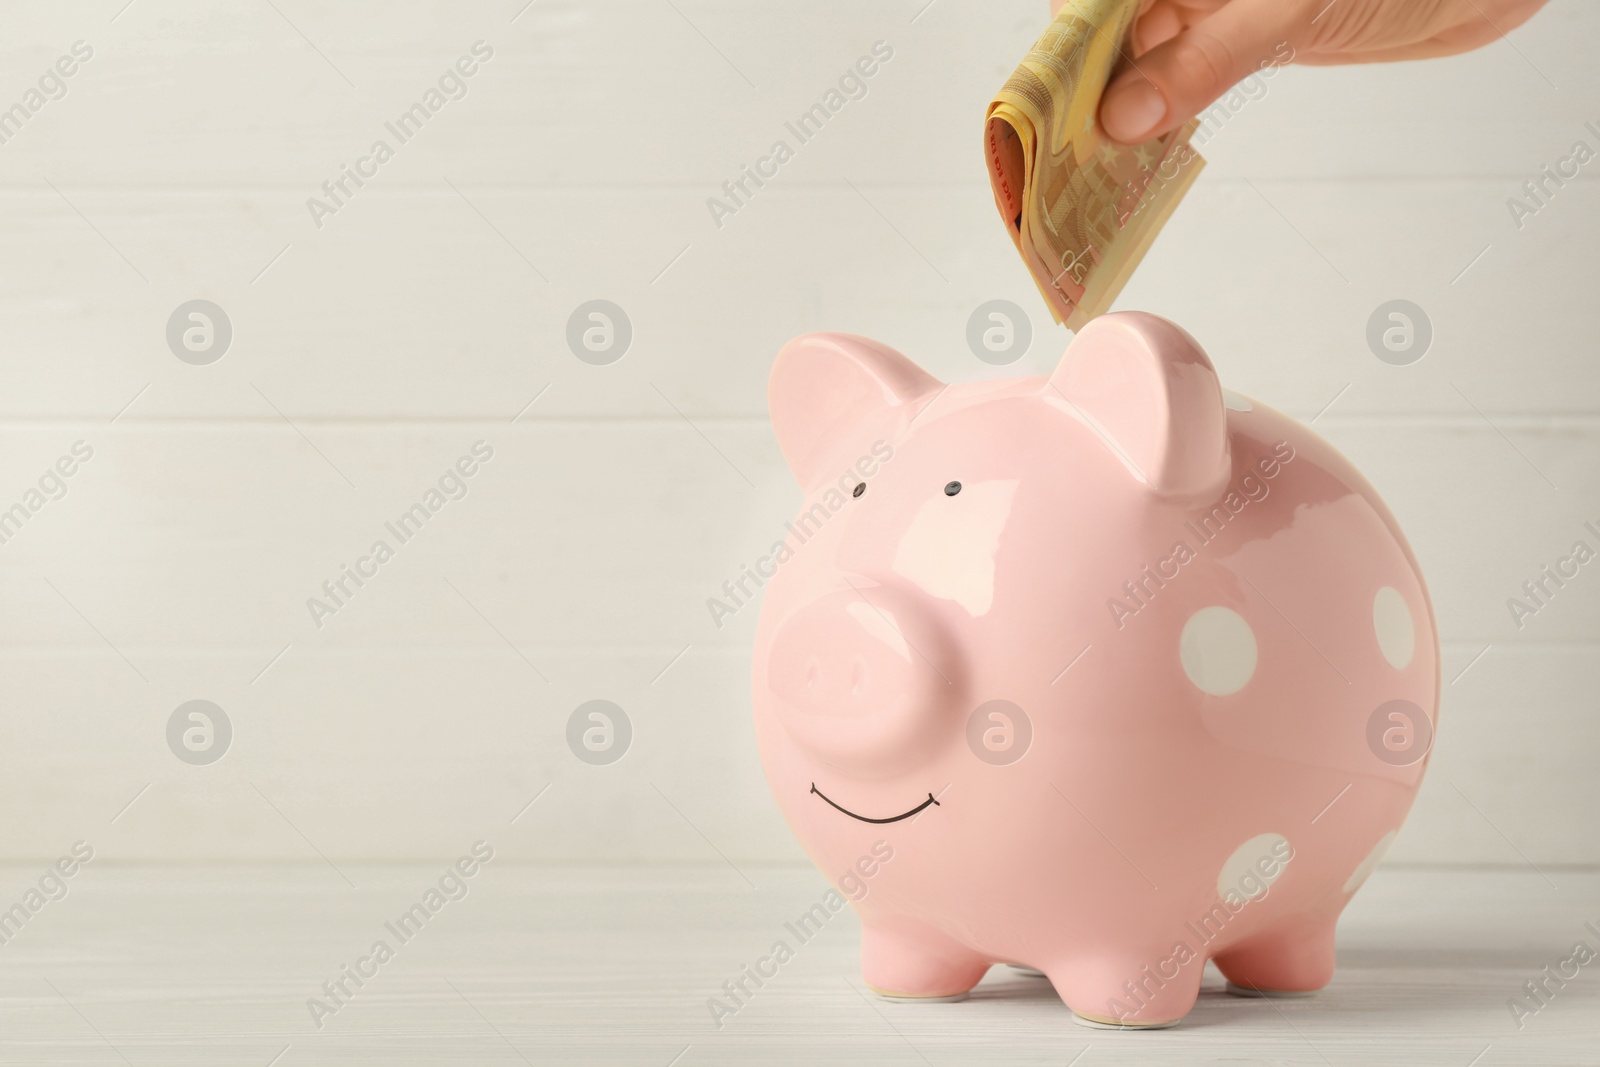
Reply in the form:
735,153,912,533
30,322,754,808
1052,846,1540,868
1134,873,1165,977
1099,0,1309,144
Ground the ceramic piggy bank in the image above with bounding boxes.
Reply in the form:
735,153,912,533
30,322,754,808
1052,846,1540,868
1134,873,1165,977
751,312,1437,1028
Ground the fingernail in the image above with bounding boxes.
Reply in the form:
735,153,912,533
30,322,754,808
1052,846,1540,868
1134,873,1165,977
1102,77,1167,143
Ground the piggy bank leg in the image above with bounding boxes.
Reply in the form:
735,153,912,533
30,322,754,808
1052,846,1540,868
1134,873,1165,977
1213,917,1338,996
860,918,990,1000
1047,951,1204,1029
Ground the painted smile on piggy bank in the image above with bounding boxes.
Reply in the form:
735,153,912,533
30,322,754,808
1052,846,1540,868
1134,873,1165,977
809,783,940,824
750,312,1438,1029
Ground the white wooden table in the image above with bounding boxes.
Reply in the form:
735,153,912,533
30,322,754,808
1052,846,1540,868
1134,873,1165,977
0,864,1594,1065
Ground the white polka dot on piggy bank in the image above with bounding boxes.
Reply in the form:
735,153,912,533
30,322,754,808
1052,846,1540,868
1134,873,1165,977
1180,606,1258,696
1343,830,1399,893
750,313,1438,1027
1217,833,1293,901
1373,586,1416,670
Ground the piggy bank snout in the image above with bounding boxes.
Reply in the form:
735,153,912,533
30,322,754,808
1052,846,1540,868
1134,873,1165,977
765,587,959,776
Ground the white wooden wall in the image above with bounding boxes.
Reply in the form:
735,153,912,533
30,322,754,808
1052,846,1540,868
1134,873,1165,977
0,0,1595,868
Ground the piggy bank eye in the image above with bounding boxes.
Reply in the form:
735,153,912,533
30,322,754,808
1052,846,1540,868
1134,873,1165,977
853,482,865,498
944,481,962,496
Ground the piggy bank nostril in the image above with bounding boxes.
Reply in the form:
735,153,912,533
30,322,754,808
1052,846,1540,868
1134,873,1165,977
850,657,866,698
804,660,819,691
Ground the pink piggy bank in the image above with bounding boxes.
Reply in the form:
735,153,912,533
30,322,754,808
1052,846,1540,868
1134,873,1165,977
752,311,1437,1028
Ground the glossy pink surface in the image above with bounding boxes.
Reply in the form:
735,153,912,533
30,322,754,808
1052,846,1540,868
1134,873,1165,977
752,312,1438,1027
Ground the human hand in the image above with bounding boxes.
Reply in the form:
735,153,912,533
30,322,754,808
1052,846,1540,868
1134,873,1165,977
1046,0,1550,144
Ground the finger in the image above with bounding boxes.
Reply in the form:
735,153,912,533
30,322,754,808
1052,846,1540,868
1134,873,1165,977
1099,0,1313,143
1297,5,1541,66
1421,2,1545,52
1132,2,1186,54
1295,34,1499,64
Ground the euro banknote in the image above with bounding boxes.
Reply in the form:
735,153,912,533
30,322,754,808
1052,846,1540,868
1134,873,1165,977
986,0,1204,329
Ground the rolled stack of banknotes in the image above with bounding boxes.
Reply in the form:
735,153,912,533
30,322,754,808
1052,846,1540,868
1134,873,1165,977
986,0,1204,329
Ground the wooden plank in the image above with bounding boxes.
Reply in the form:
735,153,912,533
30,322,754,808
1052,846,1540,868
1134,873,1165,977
0,642,1592,864
0,864,1590,1063
0,420,1596,654
0,181,1595,420
0,0,1591,185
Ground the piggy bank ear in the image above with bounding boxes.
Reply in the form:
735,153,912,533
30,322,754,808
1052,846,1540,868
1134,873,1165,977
769,333,942,493
1047,312,1230,500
